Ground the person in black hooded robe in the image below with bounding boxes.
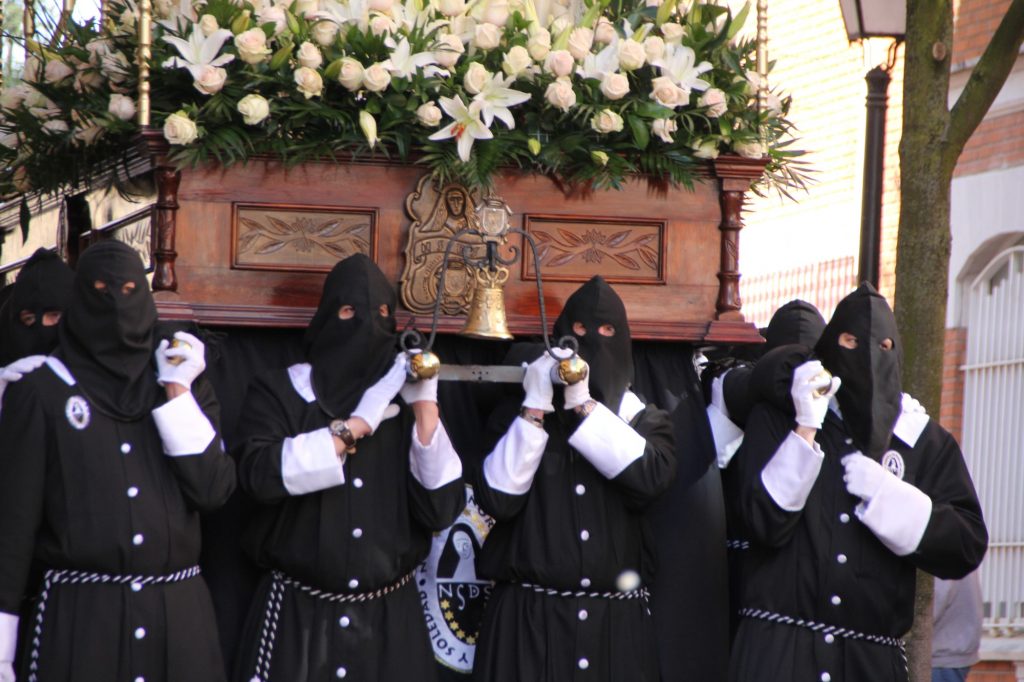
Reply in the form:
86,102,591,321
0,249,74,415
233,253,464,682
0,240,236,682
472,276,676,682
728,284,988,682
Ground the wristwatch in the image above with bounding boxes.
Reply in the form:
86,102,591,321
519,407,545,429
574,399,598,419
329,419,358,454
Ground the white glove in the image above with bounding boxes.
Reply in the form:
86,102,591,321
841,452,889,503
0,354,47,403
155,332,206,390
710,374,729,418
901,393,926,415
521,353,557,413
352,353,408,433
0,661,14,682
790,360,840,430
552,348,591,411
400,351,439,404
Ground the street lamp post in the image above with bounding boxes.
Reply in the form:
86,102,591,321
838,0,905,288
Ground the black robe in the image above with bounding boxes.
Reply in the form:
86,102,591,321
728,402,987,682
472,392,676,682
233,363,464,682
0,357,235,682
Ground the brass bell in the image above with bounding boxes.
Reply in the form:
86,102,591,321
407,351,441,381
551,355,588,386
460,267,514,341
167,337,191,366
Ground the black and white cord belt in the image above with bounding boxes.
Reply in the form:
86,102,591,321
516,581,650,601
738,607,906,649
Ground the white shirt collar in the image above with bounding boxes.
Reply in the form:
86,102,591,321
287,363,316,403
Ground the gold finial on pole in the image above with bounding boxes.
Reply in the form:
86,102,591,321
24,0,36,39
755,0,768,114
1,0,5,90
137,0,153,126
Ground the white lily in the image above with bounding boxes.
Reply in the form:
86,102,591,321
384,36,441,79
429,95,493,162
576,40,619,81
162,29,235,81
472,73,530,128
652,43,711,94
156,0,199,32
315,0,371,32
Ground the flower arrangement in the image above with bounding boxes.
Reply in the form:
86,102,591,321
0,0,806,197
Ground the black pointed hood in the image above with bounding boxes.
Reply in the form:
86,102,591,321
553,276,633,412
0,248,74,365
304,254,398,418
763,299,826,352
58,241,159,421
815,283,902,458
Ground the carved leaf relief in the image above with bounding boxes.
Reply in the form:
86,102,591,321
234,205,374,271
524,218,664,284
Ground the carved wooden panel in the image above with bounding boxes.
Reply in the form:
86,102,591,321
522,215,665,284
231,203,376,272
80,205,156,272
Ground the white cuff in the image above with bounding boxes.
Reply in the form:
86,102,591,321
618,391,646,423
409,422,463,490
483,417,549,495
0,612,17,662
151,391,217,457
282,427,345,495
855,474,933,556
707,404,745,469
760,431,824,512
568,402,647,480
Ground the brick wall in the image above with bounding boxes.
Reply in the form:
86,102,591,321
952,0,1016,66
954,109,1024,178
969,660,1018,681
940,327,968,442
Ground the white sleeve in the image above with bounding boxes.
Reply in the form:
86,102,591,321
0,611,16,662
760,430,824,512
707,404,745,469
151,391,217,456
568,402,646,480
409,422,463,490
282,427,346,495
482,417,549,495
855,474,933,556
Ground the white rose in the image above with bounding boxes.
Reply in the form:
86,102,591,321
164,111,199,145
198,14,220,36
660,22,684,44
434,34,465,69
650,76,687,108
600,72,629,100
107,93,136,121
416,101,443,126
294,66,324,98
594,17,616,45
502,45,532,77
235,28,272,64
1,84,31,110
101,51,132,83
481,0,509,26
692,139,719,159
437,0,466,16
362,62,392,92
651,118,677,143
527,27,551,61
743,71,762,95
698,87,727,117
44,60,74,84
473,23,501,50
543,49,574,77
338,57,365,90
765,92,783,117
193,65,228,95
294,0,319,17
74,124,103,145
369,14,396,36
463,62,490,95
589,108,623,134
42,119,70,134
257,4,287,35
643,36,665,63
618,39,646,71
544,77,576,111
733,140,765,159
567,27,594,60
85,39,113,66
311,20,340,46
368,0,394,11
237,93,270,124
450,15,476,38
154,0,174,18
296,41,323,69
108,93,136,121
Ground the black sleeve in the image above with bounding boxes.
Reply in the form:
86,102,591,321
472,398,534,522
610,405,677,510
164,379,237,513
407,477,465,533
733,403,808,548
0,381,47,615
909,425,988,579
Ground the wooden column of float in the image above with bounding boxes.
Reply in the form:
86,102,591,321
138,135,766,344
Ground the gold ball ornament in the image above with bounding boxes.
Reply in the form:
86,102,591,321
167,338,191,366
408,351,441,381
553,355,588,386
811,369,834,397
